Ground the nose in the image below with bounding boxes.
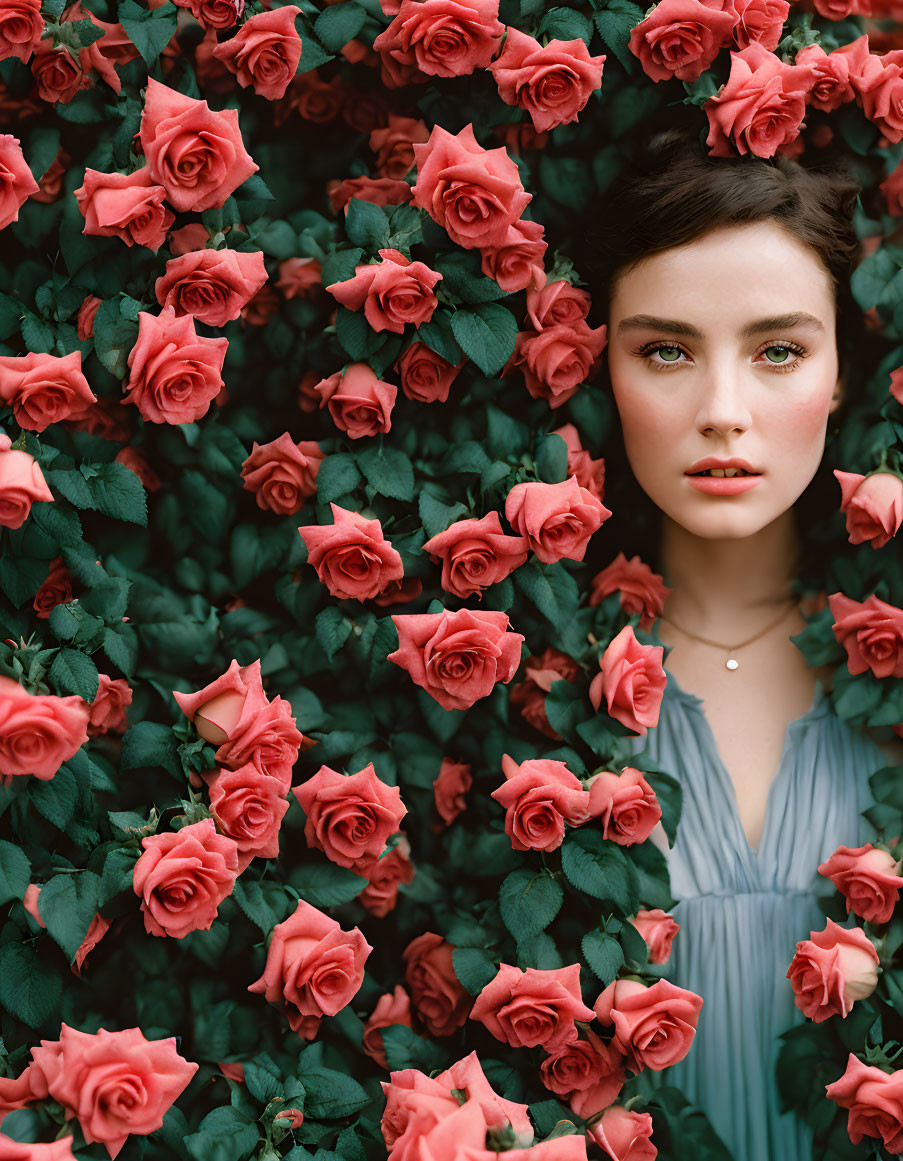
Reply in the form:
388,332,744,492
694,362,752,438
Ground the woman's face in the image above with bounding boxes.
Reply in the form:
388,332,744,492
606,220,843,541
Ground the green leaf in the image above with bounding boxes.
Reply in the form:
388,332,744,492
243,1057,284,1104
581,929,625,985
535,433,569,483
357,444,415,501
0,942,61,1028
0,840,30,906
231,876,290,934
381,1025,449,1074
561,830,639,913
313,0,365,51
290,862,365,907
0,292,21,340
121,720,180,773
185,1106,258,1161
592,0,644,72
298,1067,370,1120
418,491,470,539
344,199,391,252
118,0,179,65
321,246,365,288
83,462,148,526
37,871,102,962
100,846,140,905
48,601,104,646
335,305,378,360
644,769,682,845
541,680,587,740
514,561,580,625
49,647,99,702
92,298,139,379
450,303,518,377
103,623,138,676
315,606,351,661
436,252,509,305
28,765,78,830
537,7,593,44
315,453,361,504
499,868,564,940
452,945,499,995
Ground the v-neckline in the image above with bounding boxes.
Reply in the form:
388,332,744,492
663,667,827,855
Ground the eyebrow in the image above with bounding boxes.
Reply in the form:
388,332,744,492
615,312,826,338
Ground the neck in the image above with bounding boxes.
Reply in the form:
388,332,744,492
659,510,799,635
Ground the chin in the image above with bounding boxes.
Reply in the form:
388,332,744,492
659,498,782,541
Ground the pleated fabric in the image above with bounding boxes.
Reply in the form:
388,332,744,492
627,669,885,1161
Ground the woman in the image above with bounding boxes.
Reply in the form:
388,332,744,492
581,134,903,1161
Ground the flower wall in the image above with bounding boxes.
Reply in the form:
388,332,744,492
0,0,902,1157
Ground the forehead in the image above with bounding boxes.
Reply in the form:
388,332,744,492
609,221,836,320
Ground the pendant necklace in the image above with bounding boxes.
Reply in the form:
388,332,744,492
659,599,799,671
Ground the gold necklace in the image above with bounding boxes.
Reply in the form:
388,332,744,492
659,599,799,671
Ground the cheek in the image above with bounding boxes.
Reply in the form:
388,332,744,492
611,375,687,474
768,389,834,466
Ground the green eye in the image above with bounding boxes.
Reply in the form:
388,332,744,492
657,346,682,362
764,346,790,363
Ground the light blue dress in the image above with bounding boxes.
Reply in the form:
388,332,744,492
628,668,886,1161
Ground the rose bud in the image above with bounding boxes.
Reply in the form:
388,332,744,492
631,908,679,964
787,917,879,1022
834,470,903,549
589,625,667,735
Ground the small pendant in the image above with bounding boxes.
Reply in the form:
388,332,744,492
725,658,739,671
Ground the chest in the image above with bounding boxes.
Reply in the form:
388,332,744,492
661,643,827,851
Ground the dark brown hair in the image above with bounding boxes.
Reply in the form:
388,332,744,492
579,129,870,587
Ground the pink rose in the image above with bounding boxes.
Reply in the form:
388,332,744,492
248,898,372,1035
432,756,472,828
834,470,903,549
30,39,86,103
0,133,39,227
587,1105,656,1161
491,753,590,851
589,552,671,632
154,249,268,327
314,362,397,439
403,932,473,1037
787,917,879,1022
168,222,211,255
586,766,662,846
240,433,323,514
422,511,528,599
594,978,703,1071
211,6,303,100
829,592,903,680
825,1053,903,1153
0,0,43,64
72,913,111,976
631,908,679,964
628,0,737,82
203,763,290,871
0,433,54,529
509,646,580,740
140,77,258,212
505,477,611,564
0,675,89,784
87,674,132,737
359,836,415,916
505,320,608,409
546,425,606,504
0,1024,197,1159
114,446,161,492
292,761,406,870
855,49,903,144
395,342,464,403
472,963,595,1053
726,0,788,51
540,1031,625,1120
480,217,547,293
381,1079,489,1161
436,1051,533,1139
373,0,504,78
489,28,606,132
173,657,267,746
328,175,413,215
364,986,413,1069
132,818,239,938
818,843,903,925
327,248,441,335
388,608,525,711
412,123,531,250
528,283,591,330
297,503,405,601
32,555,73,619
77,294,101,339
122,307,228,425
704,42,815,158
589,625,667,735
66,2,140,97
0,350,96,433
74,168,174,252
370,114,431,179
181,0,244,30
214,697,307,789
797,38,866,111
276,257,323,299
